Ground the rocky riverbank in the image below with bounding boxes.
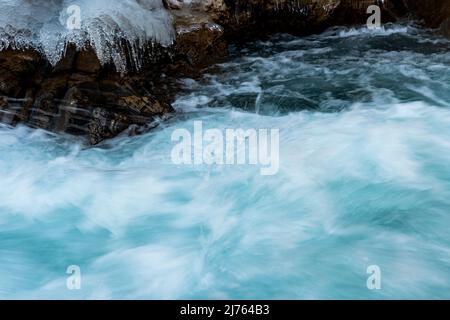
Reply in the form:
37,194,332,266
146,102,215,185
0,0,449,144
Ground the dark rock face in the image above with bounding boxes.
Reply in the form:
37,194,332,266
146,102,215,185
399,0,450,28
441,18,450,37
172,20,228,73
0,47,173,145
1,0,449,144
199,0,400,38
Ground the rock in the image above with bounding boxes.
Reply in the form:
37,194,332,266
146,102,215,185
88,95,173,145
89,108,130,145
53,44,77,73
399,0,450,28
0,49,43,97
0,96,9,123
0,48,174,144
0,68,20,97
59,81,174,144
75,49,102,74
440,18,450,37
175,22,227,70
169,0,403,41
0,96,6,109
0,49,41,75
118,95,172,115
167,1,229,73
164,0,183,10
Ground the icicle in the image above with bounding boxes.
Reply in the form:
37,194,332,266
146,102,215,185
0,0,175,72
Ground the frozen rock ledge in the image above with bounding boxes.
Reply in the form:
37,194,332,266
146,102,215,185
0,0,175,73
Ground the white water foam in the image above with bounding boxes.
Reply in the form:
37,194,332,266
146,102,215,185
0,24,449,299
1,100,450,299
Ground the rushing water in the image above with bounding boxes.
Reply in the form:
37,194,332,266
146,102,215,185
1,24,450,299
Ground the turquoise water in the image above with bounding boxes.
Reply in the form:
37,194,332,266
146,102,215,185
1,24,450,299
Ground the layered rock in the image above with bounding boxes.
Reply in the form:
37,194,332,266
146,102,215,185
0,47,174,145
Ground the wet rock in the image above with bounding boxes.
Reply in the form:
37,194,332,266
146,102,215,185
0,68,20,97
118,95,171,115
0,49,41,75
88,95,173,145
0,49,43,97
175,22,227,70
440,18,450,37
89,108,130,145
29,92,58,130
0,49,44,125
0,48,174,144
0,96,6,109
164,0,183,10
167,1,229,73
75,49,102,74
168,0,405,43
53,44,77,73
400,0,450,28
200,0,367,37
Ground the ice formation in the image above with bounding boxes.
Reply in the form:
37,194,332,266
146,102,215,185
0,0,175,72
